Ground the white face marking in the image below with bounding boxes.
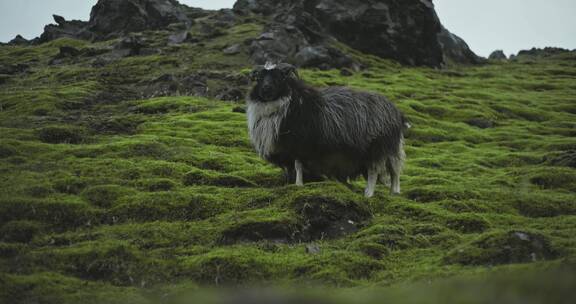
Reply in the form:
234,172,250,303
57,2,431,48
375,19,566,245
264,61,277,70
246,96,291,159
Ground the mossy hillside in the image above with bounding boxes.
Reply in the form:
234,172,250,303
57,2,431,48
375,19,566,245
1,31,576,302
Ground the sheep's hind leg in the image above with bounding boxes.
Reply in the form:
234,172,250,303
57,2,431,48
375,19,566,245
295,160,304,186
378,166,391,187
387,156,403,195
364,167,378,198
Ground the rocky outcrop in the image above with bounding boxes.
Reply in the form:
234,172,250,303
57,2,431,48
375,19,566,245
25,0,481,68
88,0,191,40
516,47,574,58
489,50,507,60
36,0,192,42
8,35,31,45
311,0,445,67
235,0,481,67
247,22,356,70
38,15,93,43
438,27,485,64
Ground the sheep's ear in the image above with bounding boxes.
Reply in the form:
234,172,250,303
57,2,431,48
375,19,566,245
249,67,262,81
279,64,298,80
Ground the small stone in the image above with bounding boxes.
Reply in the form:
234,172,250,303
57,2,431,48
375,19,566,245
514,232,530,241
306,244,321,255
223,44,242,55
257,32,274,40
340,68,353,76
168,31,190,45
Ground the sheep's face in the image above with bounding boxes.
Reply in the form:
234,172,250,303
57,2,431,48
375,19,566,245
250,63,298,102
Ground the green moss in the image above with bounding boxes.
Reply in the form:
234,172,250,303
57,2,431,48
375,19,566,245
218,209,299,244
38,126,88,144
81,185,137,208
298,250,383,285
52,176,89,194
405,186,480,203
445,230,560,265
110,191,226,222
124,141,171,159
183,169,257,188
353,224,430,253
0,220,43,243
528,167,576,191
514,193,576,217
445,213,490,234
1,272,148,304
0,197,101,229
30,241,171,286
137,178,178,192
182,247,275,285
0,144,18,158
0,242,26,258
24,185,55,198
1,25,576,297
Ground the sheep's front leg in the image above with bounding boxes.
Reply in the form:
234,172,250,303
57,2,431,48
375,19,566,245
365,167,378,198
295,160,304,186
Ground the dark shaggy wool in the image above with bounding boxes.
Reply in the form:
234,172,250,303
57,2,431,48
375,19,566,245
247,63,408,182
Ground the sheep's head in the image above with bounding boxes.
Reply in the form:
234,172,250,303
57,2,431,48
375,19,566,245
249,62,298,102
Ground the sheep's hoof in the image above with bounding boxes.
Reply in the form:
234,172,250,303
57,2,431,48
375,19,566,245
295,182,304,186
364,191,374,198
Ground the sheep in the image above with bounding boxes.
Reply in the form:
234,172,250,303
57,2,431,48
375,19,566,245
246,62,409,197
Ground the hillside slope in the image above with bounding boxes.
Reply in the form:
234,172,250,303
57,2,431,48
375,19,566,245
1,15,576,304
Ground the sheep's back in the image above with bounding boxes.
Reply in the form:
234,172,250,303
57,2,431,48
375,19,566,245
317,86,404,154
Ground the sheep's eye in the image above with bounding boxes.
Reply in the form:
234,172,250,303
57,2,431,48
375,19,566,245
251,71,261,81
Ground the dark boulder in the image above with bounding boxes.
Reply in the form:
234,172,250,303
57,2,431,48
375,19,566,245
295,45,355,70
53,14,66,26
198,22,226,38
38,15,92,43
489,50,508,60
168,31,198,45
114,35,147,56
140,73,209,99
216,87,245,102
233,0,282,15
313,0,445,67
88,0,191,39
210,9,237,27
438,27,485,65
249,25,304,65
294,46,330,67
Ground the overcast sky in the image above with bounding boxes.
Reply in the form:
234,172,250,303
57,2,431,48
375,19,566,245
1,0,574,57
